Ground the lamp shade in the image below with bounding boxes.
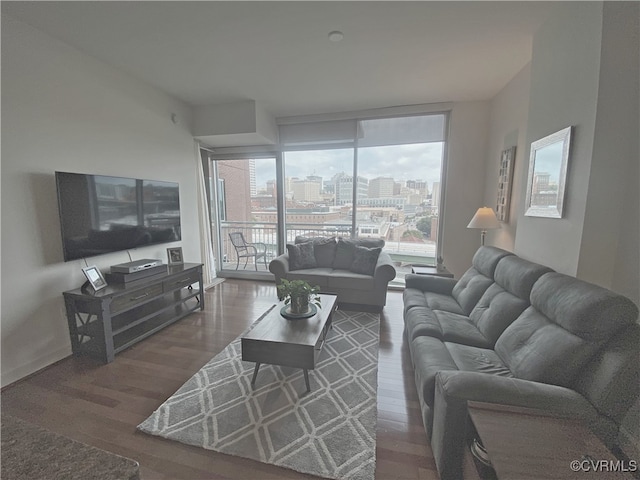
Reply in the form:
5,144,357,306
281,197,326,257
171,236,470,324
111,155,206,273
467,207,500,229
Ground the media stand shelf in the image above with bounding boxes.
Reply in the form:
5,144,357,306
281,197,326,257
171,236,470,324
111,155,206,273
63,263,204,363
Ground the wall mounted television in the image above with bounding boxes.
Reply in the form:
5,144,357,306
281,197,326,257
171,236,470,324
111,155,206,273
55,171,181,262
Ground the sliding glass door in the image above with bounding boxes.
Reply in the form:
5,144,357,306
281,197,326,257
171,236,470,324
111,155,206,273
212,156,279,274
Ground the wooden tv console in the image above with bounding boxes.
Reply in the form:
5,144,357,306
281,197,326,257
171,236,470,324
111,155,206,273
63,262,204,363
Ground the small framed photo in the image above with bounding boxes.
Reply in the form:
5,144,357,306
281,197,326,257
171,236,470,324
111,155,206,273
82,265,108,291
167,247,184,265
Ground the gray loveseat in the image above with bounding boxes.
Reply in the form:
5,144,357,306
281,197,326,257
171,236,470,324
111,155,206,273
404,246,640,479
269,236,396,311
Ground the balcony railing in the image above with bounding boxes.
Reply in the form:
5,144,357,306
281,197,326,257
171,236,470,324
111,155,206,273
218,221,436,284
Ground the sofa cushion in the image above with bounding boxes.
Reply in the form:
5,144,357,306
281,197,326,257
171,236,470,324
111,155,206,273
284,267,332,287
468,284,530,346
450,246,513,315
530,272,638,340
495,273,639,386
405,307,491,348
405,306,441,342
464,256,554,345
495,306,598,386
332,238,356,269
350,246,381,275
412,336,511,407
434,311,492,349
403,289,465,315
450,269,495,315
493,255,554,301
445,342,513,378
326,269,375,291
286,242,317,270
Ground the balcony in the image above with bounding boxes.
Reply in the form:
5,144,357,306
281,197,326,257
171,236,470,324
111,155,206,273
219,221,436,286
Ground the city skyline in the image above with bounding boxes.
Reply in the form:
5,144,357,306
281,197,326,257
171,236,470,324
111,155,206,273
252,142,444,193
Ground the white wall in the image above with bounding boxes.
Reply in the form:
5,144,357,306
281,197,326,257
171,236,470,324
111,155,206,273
1,16,200,387
514,2,603,273
441,102,491,277
513,1,639,307
482,64,531,251
578,2,639,304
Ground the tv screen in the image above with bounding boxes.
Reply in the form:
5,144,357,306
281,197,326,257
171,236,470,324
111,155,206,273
55,171,181,261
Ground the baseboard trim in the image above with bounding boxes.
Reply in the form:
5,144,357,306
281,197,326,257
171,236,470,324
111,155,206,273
1,347,71,391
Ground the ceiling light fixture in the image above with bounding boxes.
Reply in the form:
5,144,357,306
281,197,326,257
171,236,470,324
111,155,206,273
328,31,344,42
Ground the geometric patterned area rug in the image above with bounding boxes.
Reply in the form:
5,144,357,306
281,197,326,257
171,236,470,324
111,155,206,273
138,308,380,480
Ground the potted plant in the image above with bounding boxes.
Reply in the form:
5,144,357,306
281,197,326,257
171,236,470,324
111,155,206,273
277,279,322,314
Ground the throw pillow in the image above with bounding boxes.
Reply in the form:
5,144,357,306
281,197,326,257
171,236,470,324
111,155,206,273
350,246,382,276
286,242,317,271
312,237,337,268
332,238,356,270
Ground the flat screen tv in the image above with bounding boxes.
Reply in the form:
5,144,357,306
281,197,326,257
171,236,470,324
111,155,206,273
55,171,181,261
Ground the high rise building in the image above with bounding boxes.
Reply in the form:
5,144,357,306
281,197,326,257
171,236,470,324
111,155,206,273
307,175,323,191
406,179,428,195
291,179,321,202
266,179,276,198
334,173,368,205
249,159,256,196
217,160,252,222
368,177,395,198
431,182,441,207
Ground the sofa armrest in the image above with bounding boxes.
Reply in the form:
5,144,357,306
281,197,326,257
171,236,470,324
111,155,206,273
374,251,396,283
405,273,457,294
269,254,290,282
430,371,599,480
436,370,597,415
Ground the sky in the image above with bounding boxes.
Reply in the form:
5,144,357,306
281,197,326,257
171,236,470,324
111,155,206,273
253,142,444,191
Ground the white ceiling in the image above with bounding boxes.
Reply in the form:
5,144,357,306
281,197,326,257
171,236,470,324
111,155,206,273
2,1,557,118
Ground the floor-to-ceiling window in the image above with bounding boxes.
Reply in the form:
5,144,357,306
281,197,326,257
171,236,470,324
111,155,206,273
279,112,447,284
206,110,448,284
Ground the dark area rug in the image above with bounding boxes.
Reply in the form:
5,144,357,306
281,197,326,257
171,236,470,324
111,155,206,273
138,308,380,480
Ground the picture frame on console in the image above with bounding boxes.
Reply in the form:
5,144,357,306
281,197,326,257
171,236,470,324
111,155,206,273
82,265,108,291
524,126,572,218
167,247,184,265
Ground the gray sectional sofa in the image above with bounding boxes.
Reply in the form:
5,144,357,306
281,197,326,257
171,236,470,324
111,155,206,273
269,236,396,311
404,246,640,479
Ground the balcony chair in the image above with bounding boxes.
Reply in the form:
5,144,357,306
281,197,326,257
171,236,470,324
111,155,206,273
228,232,267,271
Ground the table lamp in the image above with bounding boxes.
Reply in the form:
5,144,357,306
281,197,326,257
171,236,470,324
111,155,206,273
467,207,500,246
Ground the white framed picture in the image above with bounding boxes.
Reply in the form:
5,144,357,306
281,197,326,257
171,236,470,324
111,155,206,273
82,265,108,291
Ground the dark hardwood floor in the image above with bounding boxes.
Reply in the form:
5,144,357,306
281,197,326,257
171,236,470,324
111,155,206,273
1,279,438,480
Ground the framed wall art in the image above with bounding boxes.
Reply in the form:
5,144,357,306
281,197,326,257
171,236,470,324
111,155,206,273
524,126,572,218
496,146,516,222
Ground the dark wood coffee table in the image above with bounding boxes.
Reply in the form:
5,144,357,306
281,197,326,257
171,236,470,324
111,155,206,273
241,294,338,392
